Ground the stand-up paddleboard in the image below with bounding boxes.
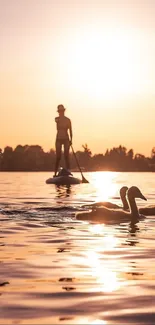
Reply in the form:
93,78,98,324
46,175,81,185
46,168,81,185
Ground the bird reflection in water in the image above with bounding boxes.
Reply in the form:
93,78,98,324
126,221,140,246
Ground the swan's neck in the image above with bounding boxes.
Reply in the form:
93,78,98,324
121,194,129,210
128,196,139,218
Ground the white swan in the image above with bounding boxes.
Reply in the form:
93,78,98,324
82,186,129,210
76,186,147,223
139,205,155,216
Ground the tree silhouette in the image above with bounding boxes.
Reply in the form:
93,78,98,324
151,147,155,163
0,143,154,172
1,146,13,171
82,144,92,157
0,148,2,170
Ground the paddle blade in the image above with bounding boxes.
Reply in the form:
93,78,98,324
82,176,89,183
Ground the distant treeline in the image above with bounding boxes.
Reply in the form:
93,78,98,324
0,144,155,172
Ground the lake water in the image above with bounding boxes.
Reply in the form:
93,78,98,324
0,171,155,324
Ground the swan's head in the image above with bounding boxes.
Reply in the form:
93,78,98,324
120,186,128,197
127,186,147,201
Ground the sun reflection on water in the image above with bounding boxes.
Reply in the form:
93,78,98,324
89,224,105,234
86,249,120,293
92,172,119,201
89,224,119,249
86,224,121,293
90,320,106,325
76,318,107,325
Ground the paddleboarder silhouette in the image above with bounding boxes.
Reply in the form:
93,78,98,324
54,104,73,177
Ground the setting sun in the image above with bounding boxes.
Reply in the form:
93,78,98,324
0,0,155,155
65,26,149,99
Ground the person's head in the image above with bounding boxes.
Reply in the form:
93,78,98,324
57,104,65,116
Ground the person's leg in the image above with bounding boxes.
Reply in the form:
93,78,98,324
54,140,62,176
64,140,70,170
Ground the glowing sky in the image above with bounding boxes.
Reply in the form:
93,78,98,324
0,0,155,155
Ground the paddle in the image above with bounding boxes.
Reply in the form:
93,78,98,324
71,145,89,183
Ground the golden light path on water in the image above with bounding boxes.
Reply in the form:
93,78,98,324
87,224,121,293
72,223,122,324
92,172,119,201
75,318,107,324
79,172,123,294
2,172,155,324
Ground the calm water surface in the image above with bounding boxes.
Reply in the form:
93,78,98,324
0,172,155,324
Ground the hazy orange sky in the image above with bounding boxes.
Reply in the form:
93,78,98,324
0,0,155,156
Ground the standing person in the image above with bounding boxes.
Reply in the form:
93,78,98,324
54,104,73,177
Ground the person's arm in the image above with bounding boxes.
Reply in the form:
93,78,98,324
69,119,73,145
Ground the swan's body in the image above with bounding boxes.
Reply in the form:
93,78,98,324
139,205,155,216
82,186,129,210
76,186,147,223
